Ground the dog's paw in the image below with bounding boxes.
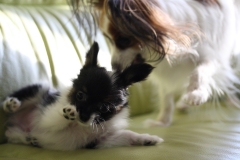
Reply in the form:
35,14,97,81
63,107,77,120
2,97,21,113
183,89,209,106
26,136,39,147
136,134,163,146
176,99,190,110
144,119,171,128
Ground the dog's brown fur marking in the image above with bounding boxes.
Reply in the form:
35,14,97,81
195,0,220,7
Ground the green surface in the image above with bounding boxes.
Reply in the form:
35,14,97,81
1,104,240,160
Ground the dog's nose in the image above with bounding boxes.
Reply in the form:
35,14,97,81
132,54,145,65
111,62,122,71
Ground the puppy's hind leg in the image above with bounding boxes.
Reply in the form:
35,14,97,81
5,127,31,145
144,94,174,127
96,130,163,148
2,84,59,113
2,84,45,113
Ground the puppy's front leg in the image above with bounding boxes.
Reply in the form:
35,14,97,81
97,130,163,148
37,105,78,132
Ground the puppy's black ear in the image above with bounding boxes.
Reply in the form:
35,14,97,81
84,41,99,67
115,64,154,88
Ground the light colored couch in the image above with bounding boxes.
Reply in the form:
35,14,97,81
1,1,240,160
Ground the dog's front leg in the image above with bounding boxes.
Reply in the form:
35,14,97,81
144,94,175,127
183,61,217,106
97,130,163,148
37,105,78,132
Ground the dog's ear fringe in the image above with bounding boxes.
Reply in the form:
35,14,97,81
68,0,101,44
69,0,104,9
106,0,201,60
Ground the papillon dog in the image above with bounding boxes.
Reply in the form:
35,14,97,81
1,42,162,150
71,0,240,126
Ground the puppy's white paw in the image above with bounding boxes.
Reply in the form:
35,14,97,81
183,89,209,106
144,119,170,128
3,97,21,113
136,134,163,146
63,106,78,120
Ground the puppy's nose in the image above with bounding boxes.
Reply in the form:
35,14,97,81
111,62,122,71
79,113,91,123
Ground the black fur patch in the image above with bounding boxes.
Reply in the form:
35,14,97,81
9,84,42,101
8,84,60,107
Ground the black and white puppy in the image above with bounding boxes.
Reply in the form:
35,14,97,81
1,42,162,151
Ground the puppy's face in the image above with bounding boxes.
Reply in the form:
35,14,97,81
68,42,153,125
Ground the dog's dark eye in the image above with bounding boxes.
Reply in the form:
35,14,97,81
115,36,132,50
76,91,87,101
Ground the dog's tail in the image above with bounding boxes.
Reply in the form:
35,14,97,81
231,54,240,106
219,54,240,108
214,0,240,107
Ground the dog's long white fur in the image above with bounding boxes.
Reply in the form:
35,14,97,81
102,0,240,126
